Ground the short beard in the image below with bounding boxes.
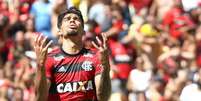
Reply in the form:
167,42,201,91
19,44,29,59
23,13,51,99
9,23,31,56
67,30,79,36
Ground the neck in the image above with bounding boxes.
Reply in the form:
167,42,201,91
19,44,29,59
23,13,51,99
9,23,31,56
138,67,145,72
62,38,84,55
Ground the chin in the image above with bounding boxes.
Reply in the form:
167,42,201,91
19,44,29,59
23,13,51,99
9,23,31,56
68,31,79,36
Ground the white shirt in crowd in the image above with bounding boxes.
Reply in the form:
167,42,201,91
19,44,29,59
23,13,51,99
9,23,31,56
180,83,201,101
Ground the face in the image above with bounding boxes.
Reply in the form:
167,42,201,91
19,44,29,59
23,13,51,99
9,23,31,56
13,88,23,101
136,57,144,69
60,13,84,37
15,31,24,43
26,18,34,31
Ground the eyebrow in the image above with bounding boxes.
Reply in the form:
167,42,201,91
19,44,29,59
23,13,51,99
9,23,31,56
63,17,68,20
63,15,80,21
65,14,79,17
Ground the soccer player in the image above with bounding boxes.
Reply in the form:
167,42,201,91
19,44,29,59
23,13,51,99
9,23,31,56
34,7,111,101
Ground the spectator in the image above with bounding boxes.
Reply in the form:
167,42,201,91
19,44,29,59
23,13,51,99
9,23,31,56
30,0,53,38
88,0,112,32
127,55,152,101
180,68,201,101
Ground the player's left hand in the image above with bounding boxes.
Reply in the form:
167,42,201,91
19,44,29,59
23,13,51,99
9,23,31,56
92,33,110,70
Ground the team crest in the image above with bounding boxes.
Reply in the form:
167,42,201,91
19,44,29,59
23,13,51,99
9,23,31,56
81,61,93,71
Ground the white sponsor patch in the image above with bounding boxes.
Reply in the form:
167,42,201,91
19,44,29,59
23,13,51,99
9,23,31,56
57,80,94,93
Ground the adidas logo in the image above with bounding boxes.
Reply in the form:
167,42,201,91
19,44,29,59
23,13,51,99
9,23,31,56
58,66,67,72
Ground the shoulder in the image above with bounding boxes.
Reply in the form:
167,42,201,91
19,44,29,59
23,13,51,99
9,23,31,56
45,48,61,67
182,83,198,92
82,48,101,64
83,48,98,57
47,47,62,57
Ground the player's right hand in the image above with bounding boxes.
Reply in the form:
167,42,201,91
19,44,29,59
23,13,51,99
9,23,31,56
34,34,52,67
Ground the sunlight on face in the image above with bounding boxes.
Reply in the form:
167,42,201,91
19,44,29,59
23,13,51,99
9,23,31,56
60,13,84,37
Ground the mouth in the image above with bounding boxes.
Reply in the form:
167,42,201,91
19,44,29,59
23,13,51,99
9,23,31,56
69,25,77,29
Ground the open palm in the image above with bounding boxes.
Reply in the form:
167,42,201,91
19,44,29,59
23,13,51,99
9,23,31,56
34,34,52,67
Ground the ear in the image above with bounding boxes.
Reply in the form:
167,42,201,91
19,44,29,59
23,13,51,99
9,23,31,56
80,30,85,36
83,30,86,35
58,30,62,35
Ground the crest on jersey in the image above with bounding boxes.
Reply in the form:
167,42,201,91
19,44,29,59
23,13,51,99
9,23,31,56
81,61,93,71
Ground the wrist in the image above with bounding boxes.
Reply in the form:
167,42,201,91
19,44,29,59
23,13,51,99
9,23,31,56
37,63,44,69
103,66,110,73
36,60,45,66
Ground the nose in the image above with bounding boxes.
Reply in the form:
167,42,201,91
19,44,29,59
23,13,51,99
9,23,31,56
69,18,75,23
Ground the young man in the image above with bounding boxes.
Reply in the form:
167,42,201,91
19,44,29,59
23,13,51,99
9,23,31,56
34,7,111,101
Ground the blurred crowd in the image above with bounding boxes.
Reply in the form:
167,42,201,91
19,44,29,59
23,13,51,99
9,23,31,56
0,0,201,101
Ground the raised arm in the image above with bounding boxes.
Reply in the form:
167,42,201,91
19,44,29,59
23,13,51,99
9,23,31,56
92,33,111,101
34,34,52,101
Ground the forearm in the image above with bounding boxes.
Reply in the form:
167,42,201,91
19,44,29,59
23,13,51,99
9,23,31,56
105,27,119,37
35,65,48,101
97,63,111,101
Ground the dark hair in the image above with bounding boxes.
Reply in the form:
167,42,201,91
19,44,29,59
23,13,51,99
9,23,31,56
0,15,9,31
57,7,84,29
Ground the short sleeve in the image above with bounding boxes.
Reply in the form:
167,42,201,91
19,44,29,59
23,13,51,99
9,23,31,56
45,56,54,80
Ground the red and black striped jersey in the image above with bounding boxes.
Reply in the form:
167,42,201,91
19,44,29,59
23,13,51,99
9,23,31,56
44,47,103,101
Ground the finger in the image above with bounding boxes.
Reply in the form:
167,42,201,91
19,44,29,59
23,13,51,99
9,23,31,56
34,33,40,44
101,33,107,48
91,41,99,49
35,34,43,46
102,33,107,42
34,34,37,43
34,34,41,50
41,36,48,48
38,34,43,43
44,40,53,50
96,36,102,45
